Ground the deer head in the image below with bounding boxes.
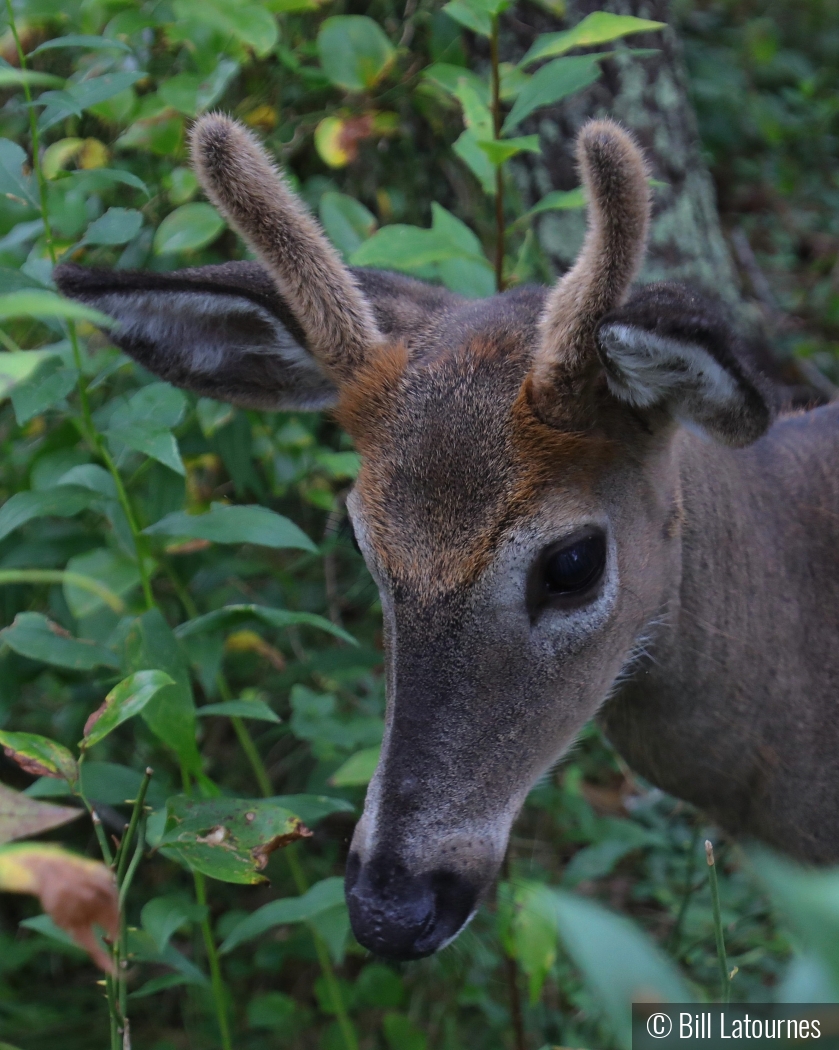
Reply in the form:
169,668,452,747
56,114,770,960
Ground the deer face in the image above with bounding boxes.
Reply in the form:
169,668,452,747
57,116,770,960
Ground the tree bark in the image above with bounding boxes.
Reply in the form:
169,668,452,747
501,0,748,312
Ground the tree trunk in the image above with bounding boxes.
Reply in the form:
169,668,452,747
500,1,743,304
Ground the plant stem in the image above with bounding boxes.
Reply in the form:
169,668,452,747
115,767,152,884
193,870,233,1050
669,822,701,954
705,840,730,1002
490,13,505,292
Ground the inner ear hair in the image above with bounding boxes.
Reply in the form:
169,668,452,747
596,282,772,446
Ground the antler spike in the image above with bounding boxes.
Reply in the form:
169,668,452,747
190,113,382,383
529,119,651,415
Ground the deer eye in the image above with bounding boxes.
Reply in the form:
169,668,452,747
541,532,606,598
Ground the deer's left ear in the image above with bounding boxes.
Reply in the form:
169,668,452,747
596,283,772,447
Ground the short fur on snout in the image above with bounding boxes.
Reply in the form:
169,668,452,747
56,113,839,962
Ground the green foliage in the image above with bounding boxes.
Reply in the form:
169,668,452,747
0,0,836,1048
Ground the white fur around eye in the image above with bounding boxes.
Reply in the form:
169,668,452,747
598,323,739,413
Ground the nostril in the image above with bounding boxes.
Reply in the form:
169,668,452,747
345,855,478,961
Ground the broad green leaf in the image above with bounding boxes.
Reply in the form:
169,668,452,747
382,1013,427,1050
317,16,395,92
196,397,234,437
453,128,496,194
0,783,80,846
1,612,120,671
0,139,37,206
145,503,315,551
266,794,354,827
171,0,278,56
123,608,201,774
153,202,225,255
503,55,605,133
19,913,84,952
159,61,239,117
141,894,208,953
0,69,64,89
454,78,493,139
247,991,297,1030
38,72,144,132
80,670,175,749
478,134,541,165
30,34,132,55
107,418,185,475
551,887,692,1047
65,167,149,196
175,604,356,646
26,761,167,808
520,12,665,67
421,64,489,104
749,847,839,990
64,549,143,619
512,187,586,226
0,486,97,543
81,207,143,246
196,700,280,723
0,731,79,784
11,358,77,424
0,351,63,403
329,745,381,787
160,796,310,884
319,192,376,259
351,224,464,270
0,290,115,327
126,926,208,983
123,382,187,429
442,0,493,37
220,876,345,951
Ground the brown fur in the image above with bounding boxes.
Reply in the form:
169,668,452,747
190,114,383,382
530,120,651,426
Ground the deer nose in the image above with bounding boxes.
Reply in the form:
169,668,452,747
345,852,478,960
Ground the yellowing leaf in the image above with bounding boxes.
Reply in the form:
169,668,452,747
78,138,109,169
42,138,83,179
0,730,79,784
244,104,277,132
0,843,118,971
520,12,665,67
81,670,175,750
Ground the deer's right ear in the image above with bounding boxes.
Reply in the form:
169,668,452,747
54,261,337,411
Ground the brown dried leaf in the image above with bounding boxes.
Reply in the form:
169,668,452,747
0,843,118,972
0,783,81,845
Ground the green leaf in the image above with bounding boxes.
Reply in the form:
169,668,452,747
11,358,77,424
749,847,839,991
478,135,541,165
512,187,586,227
26,761,167,808
81,207,144,246
319,192,376,259
158,61,239,117
107,417,185,475
66,168,149,196
317,16,396,92
123,608,201,774
452,129,496,195
196,699,280,723
503,55,605,133
329,745,381,787
80,670,175,750
171,0,278,56
30,34,132,55
220,876,345,951
442,0,492,37
153,202,225,255
0,731,78,784
38,72,144,132
1,612,120,671
0,486,97,543
0,783,80,846
0,69,64,89
0,139,37,206
141,894,208,953
421,64,489,104
383,1013,427,1050
454,78,493,139
265,794,354,827
144,503,316,551
550,887,692,1047
0,290,115,327
175,604,356,646
160,796,310,884
520,12,665,67
64,549,143,619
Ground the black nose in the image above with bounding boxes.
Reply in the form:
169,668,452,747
345,853,478,960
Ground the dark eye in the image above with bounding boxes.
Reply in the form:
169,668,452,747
542,532,606,598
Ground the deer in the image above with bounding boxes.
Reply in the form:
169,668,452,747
55,112,839,962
